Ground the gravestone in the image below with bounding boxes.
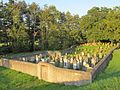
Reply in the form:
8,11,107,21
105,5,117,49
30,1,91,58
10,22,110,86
30,56,35,62
70,57,73,69
60,56,64,68
63,56,69,68
79,55,83,69
81,52,85,57
98,52,103,60
41,58,45,62
87,53,92,67
22,57,26,62
39,54,42,61
91,57,96,68
76,60,80,70
73,60,77,70
35,55,39,63
55,57,60,67
82,60,90,71
76,55,80,69
84,55,88,63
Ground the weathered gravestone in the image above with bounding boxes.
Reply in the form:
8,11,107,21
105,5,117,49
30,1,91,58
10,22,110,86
73,59,77,70
69,57,73,69
60,56,64,68
63,56,70,68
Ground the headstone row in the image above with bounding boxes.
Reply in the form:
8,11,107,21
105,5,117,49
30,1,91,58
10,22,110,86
19,42,116,71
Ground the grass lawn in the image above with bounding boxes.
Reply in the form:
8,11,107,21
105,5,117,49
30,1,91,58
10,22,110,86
0,49,120,90
1,50,48,59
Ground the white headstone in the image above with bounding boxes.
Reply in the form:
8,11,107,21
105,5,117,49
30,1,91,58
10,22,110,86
22,57,26,62
73,60,77,70
36,55,39,63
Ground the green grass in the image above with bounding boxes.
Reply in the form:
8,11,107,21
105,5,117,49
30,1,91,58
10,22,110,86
0,49,120,90
71,44,113,56
2,51,46,59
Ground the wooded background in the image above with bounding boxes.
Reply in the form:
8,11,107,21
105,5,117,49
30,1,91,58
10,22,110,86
0,0,120,54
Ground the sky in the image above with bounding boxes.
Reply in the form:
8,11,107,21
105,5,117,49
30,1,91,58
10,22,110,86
3,0,120,16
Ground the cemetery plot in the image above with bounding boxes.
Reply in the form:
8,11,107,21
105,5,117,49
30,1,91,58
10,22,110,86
16,42,117,72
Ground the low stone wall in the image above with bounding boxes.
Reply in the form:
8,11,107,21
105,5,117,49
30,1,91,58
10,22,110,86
91,47,117,80
0,59,91,86
0,59,37,77
38,62,91,86
0,46,118,86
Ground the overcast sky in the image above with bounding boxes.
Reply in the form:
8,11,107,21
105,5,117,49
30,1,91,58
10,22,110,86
3,0,120,16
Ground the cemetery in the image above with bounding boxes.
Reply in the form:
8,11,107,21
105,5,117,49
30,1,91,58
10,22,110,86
7,42,117,71
0,42,118,86
1,0,120,89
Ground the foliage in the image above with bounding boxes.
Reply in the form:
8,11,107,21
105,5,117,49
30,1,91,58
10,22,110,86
80,7,120,42
0,0,120,54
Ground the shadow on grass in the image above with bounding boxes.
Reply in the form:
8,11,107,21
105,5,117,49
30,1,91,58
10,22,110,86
23,83,79,90
95,70,120,82
0,66,12,90
0,66,8,71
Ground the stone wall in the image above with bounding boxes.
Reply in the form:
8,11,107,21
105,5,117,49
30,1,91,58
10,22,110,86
0,59,37,77
91,47,117,80
0,59,91,86
38,62,91,86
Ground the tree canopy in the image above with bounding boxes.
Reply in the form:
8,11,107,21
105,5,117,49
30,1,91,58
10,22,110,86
0,0,120,54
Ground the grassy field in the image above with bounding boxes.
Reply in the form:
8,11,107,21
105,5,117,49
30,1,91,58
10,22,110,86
0,49,120,90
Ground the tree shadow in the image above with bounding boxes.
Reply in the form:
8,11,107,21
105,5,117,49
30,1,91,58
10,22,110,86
0,66,12,90
24,83,78,90
0,66,8,71
94,70,120,82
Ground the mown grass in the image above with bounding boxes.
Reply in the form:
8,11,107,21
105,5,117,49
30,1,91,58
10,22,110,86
1,51,47,59
0,49,120,90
